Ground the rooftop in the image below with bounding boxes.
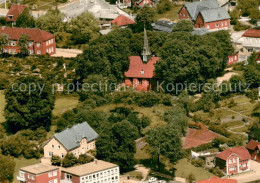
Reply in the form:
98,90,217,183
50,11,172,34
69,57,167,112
246,139,260,151
62,160,118,176
20,163,58,175
216,146,251,161
196,176,238,183
111,14,135,26
6,4,26,22
152,20,176,33
54,122,99,151
242,28,260,38
200,7,230,22
0,27,54,43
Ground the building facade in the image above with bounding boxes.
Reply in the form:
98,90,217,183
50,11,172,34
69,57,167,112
241,29,260,53
61,160,120,183
44,122,99,159
216,146,251,175
17,163,60,183
246,139,260,163
0,27,56,55
124,28,160,91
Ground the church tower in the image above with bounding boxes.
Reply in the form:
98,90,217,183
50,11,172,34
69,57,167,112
142,27,151,62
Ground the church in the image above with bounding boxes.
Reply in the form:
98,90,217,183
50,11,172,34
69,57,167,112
124,28,160,91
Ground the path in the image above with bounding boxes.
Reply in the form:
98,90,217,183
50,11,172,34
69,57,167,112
220,107,256,122
51,48,83,58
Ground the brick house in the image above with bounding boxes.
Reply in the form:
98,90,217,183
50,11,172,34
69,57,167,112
216,146,251,175
0,27,56,55
124,28,160,91
17,163,60,183
246,139,260,163
111,14,135,27
178,0,230,31
228,52,239,65
43,122,99,159
196,176,237,183
61,160,120,183
5,4,26,24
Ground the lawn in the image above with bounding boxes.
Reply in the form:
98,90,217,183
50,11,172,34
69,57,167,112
0,90,5,123
52,96,79,117
155,5,182,21
13,158,41,183
174,158,214,181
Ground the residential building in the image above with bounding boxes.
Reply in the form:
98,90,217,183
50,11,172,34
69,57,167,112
193,0,230,10
5,4,26,24
228,52,239,65
124,28,160,91
178,0,230,31
61,160,120,183
43,122,99,159
0,27,56,55
196,176,238,183
215,146,251,175
241,29,260,53
134,0,153,7
246,139,260,163
17,163,60,183
151,20,176,33
111,14,135,27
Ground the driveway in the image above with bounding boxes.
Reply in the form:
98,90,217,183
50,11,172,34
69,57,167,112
229,160,260,183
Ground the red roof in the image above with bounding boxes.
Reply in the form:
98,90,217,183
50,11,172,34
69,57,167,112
184,128,219,149
216,146,251,161
111,15,135,26
196,176,238,183
6,4,26,22
124,56,160,79
242,29,260,38
0,27,54,43
246,139,260,151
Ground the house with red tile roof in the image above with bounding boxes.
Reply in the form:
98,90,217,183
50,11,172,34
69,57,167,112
111,15,135,27
196,176,238,183
216,146,251,175
124,28,160,91
246,139,260,163
134,0,154,7
240,28,260,53
5,4,26,24
0,27,55,55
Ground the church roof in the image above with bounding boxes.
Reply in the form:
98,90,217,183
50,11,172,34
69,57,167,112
124,56,160,79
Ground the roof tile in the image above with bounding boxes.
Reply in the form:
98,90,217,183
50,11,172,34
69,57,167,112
216,146,251,161
6,4,26,22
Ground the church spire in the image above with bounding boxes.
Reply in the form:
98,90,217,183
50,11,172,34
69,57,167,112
142,27,151,62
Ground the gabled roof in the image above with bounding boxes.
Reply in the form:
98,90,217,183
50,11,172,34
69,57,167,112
242,29,260,38
0,27,54,43
246,139,260,151
124,56,160,79
6,4,26,22
54,122,99,151
111,14,135,26
196,176,238,183
216,146,251,161
183,0,219,20
199,7,230,22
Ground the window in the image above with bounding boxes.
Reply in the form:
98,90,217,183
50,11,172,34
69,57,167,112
19,171,25,178
29,42,33,47
46,49,48,53
225,21,228,26
207,25,210,29
229,159,232,164
48,172,52,177
37,50,41,55
54,179,58,183
61,153,64,158
233,158,237,163
12,49,16,54
216,23,219,27
49,181,53,183
51,144,54,149
57,145,60,149
37,43,40,47
32,176,35,180
28,174,31,179
49,152,53,157
53,171,57,176
11,41,15,46
140,70,144,75
8,15,13,19
46,42,48,46
29,50,34,55
229,166,236,171
221,22,223,26
66,173,72,180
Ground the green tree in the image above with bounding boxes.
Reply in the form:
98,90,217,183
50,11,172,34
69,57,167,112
156,0,172,14
18,33,30,55
69,11,99,44
62,153,78,167
16,7,35,28
51,155,62,166
36,8,66,33
0,34,9,55
0,154,16,182
5,76,55,132
78,154,94,164
146,126,183,172
136,6,156,29
172,20,194,32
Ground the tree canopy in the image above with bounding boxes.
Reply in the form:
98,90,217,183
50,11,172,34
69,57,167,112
16,7,35,28
0,154,15,182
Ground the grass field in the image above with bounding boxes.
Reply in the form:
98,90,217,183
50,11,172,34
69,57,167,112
155,5,182,21
13,158,41,183
0,90,5,123
52,96,79,116
174,158,214,181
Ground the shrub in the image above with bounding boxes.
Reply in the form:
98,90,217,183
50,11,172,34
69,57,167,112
209,167,224,177
191,158,204,168
51,155,62,166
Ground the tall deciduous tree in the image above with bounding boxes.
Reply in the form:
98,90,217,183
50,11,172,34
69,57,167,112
16,8,35,28
0,34,9,55
5,76,55,132
146,126,183,172
0,154,16,182
18,34,30,55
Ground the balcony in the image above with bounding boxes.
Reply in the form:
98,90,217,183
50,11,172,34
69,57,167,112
17,176,26,182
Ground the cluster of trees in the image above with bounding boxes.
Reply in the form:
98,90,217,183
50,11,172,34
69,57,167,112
51,154,93,167
0,154,16,183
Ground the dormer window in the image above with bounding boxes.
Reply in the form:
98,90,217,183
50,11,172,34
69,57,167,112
140,70,144,75
8,15,13,19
